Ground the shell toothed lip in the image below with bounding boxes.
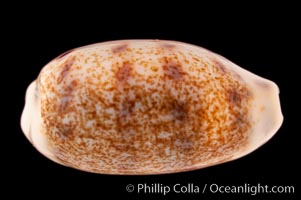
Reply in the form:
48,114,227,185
21,40,283,174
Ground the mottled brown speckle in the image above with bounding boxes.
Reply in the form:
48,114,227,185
228,89,242,105
162,57,186,80
170,100,187,121
112,44,128,54
34,40,257,174
212,58,227,74
116,62,132,89
57,56,76,84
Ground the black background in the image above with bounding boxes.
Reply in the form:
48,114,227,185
11,3,299,200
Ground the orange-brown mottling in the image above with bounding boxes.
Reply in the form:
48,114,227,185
112,44,128,54
57,56,76,84
38,41,252,174
162,57,186,81
116,62,132,89
212,58,227,74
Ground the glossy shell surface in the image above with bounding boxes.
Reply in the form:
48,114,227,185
21,40,283,174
